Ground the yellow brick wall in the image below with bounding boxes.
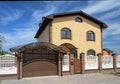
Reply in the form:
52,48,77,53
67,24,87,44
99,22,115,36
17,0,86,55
52,15,102,56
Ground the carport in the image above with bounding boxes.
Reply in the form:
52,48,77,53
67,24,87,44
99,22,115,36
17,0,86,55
10,42,65,79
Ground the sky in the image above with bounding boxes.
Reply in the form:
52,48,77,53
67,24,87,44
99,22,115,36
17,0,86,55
0,0,120,55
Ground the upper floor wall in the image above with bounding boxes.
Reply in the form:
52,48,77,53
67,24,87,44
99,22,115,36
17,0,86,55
51,15,102,55
37,24,50,42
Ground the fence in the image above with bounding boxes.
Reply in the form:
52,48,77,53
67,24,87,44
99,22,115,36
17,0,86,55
117,56,120,68
84,53,120,72
0,54,17,75
85,55,98,70
102,56,113,69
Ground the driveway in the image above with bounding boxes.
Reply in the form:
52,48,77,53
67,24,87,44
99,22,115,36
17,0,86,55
2,73,120,84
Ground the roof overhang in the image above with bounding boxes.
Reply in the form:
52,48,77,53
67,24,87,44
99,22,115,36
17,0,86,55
34,18,52,38
34,11,108,38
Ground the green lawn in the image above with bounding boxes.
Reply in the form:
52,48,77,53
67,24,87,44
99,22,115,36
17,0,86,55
101,71,120,76
109,72,120,76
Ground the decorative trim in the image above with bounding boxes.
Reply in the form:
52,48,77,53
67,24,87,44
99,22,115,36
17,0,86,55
49,21,52,43
87,49,96,56
75,17,83,22
86,30,95,41
61,27,72,40
101,29,103,54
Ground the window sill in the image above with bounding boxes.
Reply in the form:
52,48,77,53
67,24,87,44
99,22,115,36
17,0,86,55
61,38,71,40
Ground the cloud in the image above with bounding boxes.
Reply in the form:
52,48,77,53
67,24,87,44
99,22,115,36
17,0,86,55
1,1,120,54
2,2,58,50
2,27,37,50
2,1,64,50
103,41,120,55
100,9,120,21
83,0,120,14
32,6,56,22
0,9,24,25
103,23,120,38
31,1,66,22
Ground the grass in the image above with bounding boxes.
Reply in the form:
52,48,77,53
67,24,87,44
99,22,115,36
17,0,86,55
101,71,120,76
109,72,120,76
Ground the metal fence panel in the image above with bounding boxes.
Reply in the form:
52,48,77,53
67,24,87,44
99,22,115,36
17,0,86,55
117,56,120,68
0,54,17,75
85,55,98,70
102,56,113,69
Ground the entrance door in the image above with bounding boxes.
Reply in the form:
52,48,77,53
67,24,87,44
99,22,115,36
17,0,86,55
74,58,81,74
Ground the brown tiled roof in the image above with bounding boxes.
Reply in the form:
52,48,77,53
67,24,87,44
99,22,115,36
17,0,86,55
103,48,113,53
35,10,108,38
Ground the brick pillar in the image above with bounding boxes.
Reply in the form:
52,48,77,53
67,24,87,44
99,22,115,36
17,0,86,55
15,52,20,80
17,57,20,79
19,53,23,79
58,52,62,76
70,53,74,75
80,53,85,74
113,54,117,72
97,53,102,72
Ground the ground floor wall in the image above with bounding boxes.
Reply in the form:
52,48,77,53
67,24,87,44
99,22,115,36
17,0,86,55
52,41,102,57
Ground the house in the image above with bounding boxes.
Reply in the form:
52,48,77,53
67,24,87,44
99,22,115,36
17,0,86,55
9,10,108,79
35,11,107,57
102,48,113,56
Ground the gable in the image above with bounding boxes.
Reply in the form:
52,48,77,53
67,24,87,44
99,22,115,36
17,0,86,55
35,11,108,38
52,15,100,29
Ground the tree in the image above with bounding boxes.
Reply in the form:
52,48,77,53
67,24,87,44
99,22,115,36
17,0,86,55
0,32,5,50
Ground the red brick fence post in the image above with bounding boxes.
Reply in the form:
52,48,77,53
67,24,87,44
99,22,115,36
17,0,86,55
113,54,117,72
97,53,102,72
80,53,85,74
70,53,74,75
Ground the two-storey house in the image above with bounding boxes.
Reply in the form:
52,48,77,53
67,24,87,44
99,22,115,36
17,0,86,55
9,11,108,78
35,11,107,57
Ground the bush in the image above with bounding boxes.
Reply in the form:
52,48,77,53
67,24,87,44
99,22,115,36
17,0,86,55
0,50,12,55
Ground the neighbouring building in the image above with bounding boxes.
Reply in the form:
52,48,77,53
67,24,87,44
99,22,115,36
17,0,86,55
103,48,114,56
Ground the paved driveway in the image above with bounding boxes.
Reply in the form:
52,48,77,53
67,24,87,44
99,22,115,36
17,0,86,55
2,73,120,84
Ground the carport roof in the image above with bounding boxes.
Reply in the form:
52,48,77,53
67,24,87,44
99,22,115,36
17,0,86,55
9,42,66,53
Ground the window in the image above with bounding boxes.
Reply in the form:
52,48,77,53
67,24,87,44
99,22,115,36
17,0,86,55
87,49,96,56
75,17,82,22
61,28,71,39
87,31,95,41
87,49,95,56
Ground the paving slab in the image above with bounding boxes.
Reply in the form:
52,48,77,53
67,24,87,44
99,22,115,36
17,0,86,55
2,73,120,84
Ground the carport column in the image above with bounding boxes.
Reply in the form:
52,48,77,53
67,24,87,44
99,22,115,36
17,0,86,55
113,54,117,72
58,52,62,76
80,53,85,74
19,52,23,79
97,53,102,72
16,52,21,79
70,53,74,75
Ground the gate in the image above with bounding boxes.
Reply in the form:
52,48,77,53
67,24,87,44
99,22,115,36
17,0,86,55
22,48,58,77
0,54,17,75
74,58,81,74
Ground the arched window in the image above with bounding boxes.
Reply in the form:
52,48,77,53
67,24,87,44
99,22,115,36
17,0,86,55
87,31,95,41
61,28,71,39
87,49,96,56
75,17,82,22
